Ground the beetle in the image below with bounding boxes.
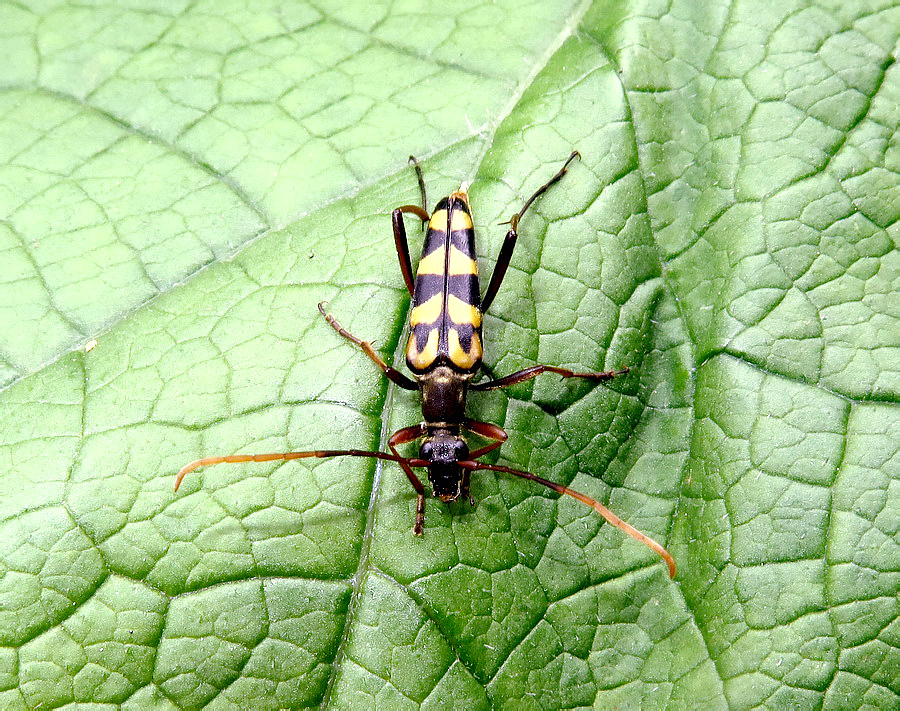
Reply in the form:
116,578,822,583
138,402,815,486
176,152,676,578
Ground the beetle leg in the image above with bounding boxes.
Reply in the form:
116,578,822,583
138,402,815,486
319,302,418,390
389,424,428,534
460,420,509,505
392,204,429,296
408,155,427,214
392,152,430,298
481,151,580,313
463,419,508,459
472,365,628,391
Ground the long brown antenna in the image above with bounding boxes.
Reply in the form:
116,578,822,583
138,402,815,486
462,461,676,578
175,449,411,491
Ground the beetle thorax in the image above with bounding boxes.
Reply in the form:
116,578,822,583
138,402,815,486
418,366,469,424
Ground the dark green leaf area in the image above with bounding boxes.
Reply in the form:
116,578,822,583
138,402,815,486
156,579,349,708
333,573,489,709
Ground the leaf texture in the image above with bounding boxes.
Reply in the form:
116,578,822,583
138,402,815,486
1,1,897,708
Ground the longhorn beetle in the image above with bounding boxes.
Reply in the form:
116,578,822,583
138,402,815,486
176,152,676,578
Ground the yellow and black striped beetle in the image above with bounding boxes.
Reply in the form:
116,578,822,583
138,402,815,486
176,153,676,579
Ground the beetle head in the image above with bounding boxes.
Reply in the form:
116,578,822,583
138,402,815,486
420,431,469,501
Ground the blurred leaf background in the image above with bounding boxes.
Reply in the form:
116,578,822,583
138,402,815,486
0,0,897,708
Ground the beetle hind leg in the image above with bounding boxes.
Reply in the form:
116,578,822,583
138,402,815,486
481,151,580,313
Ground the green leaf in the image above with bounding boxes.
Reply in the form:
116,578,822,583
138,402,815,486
2,1,897,708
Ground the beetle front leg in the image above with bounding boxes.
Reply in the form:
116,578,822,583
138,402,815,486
389,424,428,534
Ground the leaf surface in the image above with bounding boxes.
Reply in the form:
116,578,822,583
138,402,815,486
1,1,897,708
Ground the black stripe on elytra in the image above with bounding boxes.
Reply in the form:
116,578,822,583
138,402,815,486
449,229,476,257
411,274,444,305
421,228,447,256
452,322,475,351
447,195,470,212
447,274,481,307
411,322,437,351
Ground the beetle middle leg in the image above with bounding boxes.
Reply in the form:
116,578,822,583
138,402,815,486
319,302,417,390
481,150,580,313
472,364,628,391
